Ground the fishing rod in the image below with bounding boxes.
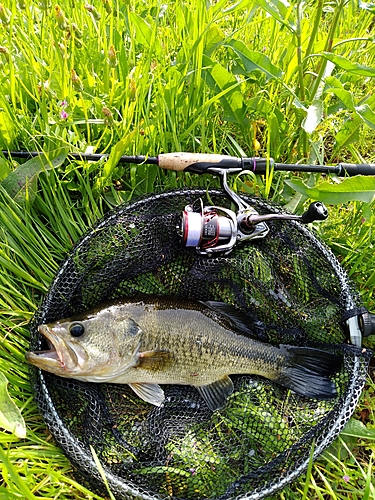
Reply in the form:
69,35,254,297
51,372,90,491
2,150,375,176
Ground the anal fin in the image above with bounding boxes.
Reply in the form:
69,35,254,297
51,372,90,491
196,375,234,411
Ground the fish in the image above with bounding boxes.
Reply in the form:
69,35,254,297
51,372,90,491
26,296,342,411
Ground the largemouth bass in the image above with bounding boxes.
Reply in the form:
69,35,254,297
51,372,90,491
27,297,342,411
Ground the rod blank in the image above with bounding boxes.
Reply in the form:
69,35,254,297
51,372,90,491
2,150,375,176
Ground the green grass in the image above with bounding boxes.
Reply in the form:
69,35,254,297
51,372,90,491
1,0,375,498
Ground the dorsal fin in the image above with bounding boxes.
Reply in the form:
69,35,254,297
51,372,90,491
203,301,254,337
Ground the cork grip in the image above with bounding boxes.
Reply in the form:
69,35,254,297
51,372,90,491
157,152,235,171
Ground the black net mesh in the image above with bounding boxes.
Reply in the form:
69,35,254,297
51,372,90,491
29,188,372,499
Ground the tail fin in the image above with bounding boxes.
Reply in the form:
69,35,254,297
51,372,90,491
278,345,342,400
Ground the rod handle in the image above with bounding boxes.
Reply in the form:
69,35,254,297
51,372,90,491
157,153,242,172
338,163,375,176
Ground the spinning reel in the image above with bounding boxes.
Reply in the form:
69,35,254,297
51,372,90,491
181,168,328,256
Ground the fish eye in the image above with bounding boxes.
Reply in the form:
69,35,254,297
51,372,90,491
69,322,85,338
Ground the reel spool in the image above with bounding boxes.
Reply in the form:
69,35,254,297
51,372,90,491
182,203,238,253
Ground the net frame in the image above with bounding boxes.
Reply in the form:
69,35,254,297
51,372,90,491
29,188,372,500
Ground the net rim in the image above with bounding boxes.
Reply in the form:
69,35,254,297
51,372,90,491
29,188,371,500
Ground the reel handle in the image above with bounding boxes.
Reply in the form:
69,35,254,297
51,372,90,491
242,202,329,227
301,202,328,223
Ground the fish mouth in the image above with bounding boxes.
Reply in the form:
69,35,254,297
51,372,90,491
26,325,81,375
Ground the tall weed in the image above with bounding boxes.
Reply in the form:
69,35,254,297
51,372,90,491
0,1,374,499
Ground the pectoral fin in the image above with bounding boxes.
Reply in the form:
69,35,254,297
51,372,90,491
137,350,171,371
196,375,234,411
128,382,165,406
